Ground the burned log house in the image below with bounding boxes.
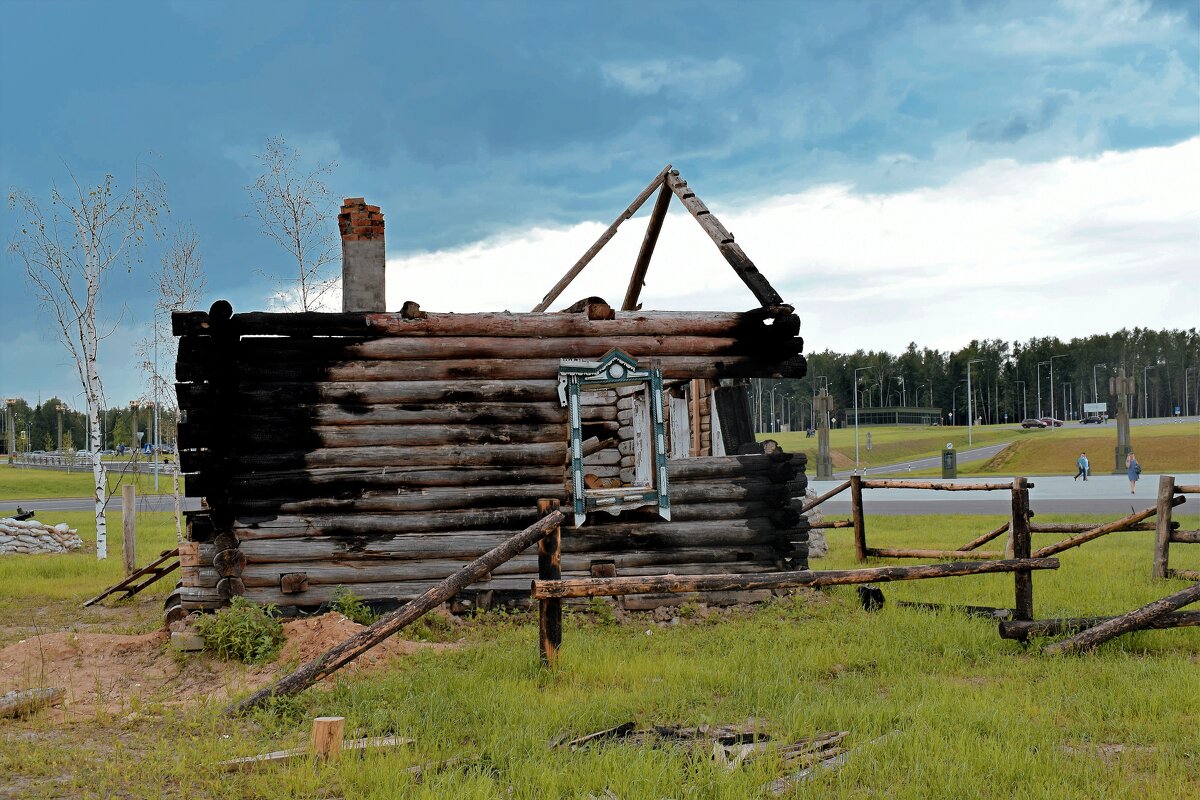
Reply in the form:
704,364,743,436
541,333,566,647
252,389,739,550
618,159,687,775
171,166,808,617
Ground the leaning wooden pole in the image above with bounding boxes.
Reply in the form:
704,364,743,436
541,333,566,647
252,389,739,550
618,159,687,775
227,509,565,716
999,611,1200,641
1043,581,1200,656
532,166,670,312
957,521,1009,553
531,558,1059,599
797,479,851,514
1152,475,1176,579
537,498,563,666
621,182,673,311
1034,495,1186,558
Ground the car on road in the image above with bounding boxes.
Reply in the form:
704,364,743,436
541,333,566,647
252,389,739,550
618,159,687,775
1080,415,1105,424
1021,418,1047,428
1039,417,1064,427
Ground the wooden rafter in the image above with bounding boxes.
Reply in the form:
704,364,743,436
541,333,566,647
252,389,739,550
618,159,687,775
664,170,786,308
532,165,672,313
621,182,673,311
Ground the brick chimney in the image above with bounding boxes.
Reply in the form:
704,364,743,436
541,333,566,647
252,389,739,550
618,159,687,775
338,198,386,311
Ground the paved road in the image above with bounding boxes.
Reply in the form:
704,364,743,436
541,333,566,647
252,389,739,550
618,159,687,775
0,495,201,514
834,442,1010,479
812,473,1200,516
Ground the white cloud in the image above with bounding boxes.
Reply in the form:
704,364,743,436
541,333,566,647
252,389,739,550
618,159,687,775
377,138,1199,354
602,57,744,97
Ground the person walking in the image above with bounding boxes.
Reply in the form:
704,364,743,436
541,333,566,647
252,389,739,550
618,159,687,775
1074,452,1089,481
1126,452,1141,494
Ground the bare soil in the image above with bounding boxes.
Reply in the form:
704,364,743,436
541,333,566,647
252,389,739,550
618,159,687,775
0,612,454,723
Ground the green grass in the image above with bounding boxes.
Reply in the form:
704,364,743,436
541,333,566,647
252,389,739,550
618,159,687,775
762,422,1199,477
2,513,1198,798
0,463,182,499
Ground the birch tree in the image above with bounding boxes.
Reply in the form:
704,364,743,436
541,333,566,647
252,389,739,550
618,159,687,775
138,226,206,540
8,170,165,559
246,136,339,311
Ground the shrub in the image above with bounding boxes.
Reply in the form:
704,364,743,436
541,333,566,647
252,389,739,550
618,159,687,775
331,586,377,626
194,597,285,664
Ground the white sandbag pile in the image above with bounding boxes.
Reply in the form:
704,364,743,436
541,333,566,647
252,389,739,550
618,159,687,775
0,518,84,555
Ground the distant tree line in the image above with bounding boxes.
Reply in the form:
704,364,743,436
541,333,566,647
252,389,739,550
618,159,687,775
1,397,177,455
753,327,1199,430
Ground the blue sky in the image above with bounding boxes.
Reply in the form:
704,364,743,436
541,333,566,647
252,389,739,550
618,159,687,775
1,0,1197,406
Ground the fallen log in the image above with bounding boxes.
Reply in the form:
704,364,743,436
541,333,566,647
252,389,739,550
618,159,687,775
0,687,64,719
1033,495,1186,557
807,519,852,529
1042,581,1200,655
999,611,1200,640
227,508,565,715
531,558,1059,599
1028,522,1158,533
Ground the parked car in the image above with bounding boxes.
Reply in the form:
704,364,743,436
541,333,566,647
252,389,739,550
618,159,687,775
1039,417,1064,428
1080,415,1105,424
1021,418,1047,428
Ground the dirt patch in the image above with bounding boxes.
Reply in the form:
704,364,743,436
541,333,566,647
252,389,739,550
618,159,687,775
0,613,455,723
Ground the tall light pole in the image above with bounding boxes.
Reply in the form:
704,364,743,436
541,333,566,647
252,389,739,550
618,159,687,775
967,359,984,446
1036,361,1049,419
1015,380,1027,421
1049,354,1066,422
1092,363,1107,404
896,376,906,407
1143,364,1152,419
853,365,874,468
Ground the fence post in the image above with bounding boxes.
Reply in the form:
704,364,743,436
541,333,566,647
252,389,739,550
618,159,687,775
122,484,137,575
1152,475,1175,579
537,498,563,666
1010,477,1033,621
850,474,866,563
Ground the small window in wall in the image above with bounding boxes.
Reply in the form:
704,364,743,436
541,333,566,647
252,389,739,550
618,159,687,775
559,348,670,528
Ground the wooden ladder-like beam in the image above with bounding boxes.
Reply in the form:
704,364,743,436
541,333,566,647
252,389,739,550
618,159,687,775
83,548,180,607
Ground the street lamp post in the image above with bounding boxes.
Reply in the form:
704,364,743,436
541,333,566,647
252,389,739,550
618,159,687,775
770,386,779,433
1049,354,1066,423
967,359,984,446
1143,364,1151,419
4,399,15,465
853,366,874,468
1036,361,1049,419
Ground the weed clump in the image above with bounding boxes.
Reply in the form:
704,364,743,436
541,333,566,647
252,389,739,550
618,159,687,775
331,586,377,626
194,597,285,664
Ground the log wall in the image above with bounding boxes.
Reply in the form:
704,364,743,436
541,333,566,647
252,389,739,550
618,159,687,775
173,303,806,611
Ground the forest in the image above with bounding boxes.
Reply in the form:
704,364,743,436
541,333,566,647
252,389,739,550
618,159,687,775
0,397,177,455
752,327,1199,430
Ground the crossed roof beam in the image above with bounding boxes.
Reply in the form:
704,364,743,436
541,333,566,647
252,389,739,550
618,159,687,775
532,164,791,314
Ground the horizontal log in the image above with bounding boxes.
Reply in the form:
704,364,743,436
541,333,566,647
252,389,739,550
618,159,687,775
807,519,853,529
181,422,564,451
1168,569,1200,581
223,466,565,493
672,480,806,505
180,355,808,383
191,334,801,364
894,601,1013,620
667,454,799,481
236,532,788,565
188,402,571,427
174,308,800,339
860,480,1025,491
1170,530,1200,544
235,484,569,514
217,442,576,471
220,557,785,589
178,380,562,409
235,509,543,538
999,611,1200,640
0,687,65,719
1174,484,1200,494
531,558,1060,599
864,547,1003,561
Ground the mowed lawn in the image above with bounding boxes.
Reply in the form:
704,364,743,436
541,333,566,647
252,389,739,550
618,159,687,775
763,422,1199,476
0,463,182,500
1,512,1197,798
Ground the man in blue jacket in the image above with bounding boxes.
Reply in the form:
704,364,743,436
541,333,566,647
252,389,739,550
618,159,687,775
1074,452,1089,481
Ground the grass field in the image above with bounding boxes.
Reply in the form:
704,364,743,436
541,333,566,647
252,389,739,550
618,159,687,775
765,422,1200,476
0,463,183,500
1,511,1197,798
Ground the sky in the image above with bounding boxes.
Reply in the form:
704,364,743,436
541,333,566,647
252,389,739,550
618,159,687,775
1,0,1197,408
